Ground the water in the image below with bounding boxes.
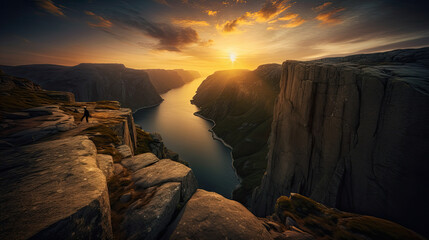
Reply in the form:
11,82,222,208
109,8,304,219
133,78,240,198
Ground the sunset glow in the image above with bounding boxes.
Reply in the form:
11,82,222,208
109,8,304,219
1,0,429,75
229,53,237,63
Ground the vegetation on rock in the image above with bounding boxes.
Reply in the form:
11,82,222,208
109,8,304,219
275,194,424,240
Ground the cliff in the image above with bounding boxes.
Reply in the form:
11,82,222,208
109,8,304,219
252,48,429,236
1,72,423,239
0,63,163,110
192,64,282,204
144,69,200,94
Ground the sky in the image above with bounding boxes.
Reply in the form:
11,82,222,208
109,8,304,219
1,0,429,75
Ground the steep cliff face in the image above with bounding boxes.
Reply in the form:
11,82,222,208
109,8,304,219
1,72,424,240
252,48,429,236
0,63,163,110
192,64,281,204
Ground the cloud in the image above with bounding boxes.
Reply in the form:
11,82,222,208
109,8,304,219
35,0,64,16
172,19,210,27
315,8,345,25
154,0,170,6
220,0,290,32
313,2,333,12
199,39,214,47
112,11,201,51
269,13,305,28
268,13,306,28
205,10,218,16
253,0,290,21
220,13,252,32
85,11,113,28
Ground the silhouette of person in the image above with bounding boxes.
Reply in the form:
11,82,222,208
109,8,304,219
80,107,91,123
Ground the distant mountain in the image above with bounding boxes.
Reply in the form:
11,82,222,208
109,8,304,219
0,63,163,110
144,69,200,94
173,69,201,83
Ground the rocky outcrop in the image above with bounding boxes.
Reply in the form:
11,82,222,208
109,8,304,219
0,136,112,240
122,182,181,240
164,189,273,240
148,132,182,162
144,69,199,94
252,48,429,236
0,105,76,148
118,153,198,240
0,63,163,110
273,193,424,240
192,64,281,204
131,158,198,202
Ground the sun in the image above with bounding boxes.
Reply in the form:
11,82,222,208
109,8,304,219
229,53,236,63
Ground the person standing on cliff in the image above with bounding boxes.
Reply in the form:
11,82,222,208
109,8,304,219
80,106,91,123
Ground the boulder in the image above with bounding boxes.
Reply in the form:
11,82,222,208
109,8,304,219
122,182,181,240
113,163,124,175
0,136,112,240
121,153,159,172
166,189,272,240
117,144,132,158
132,159,198,202
96,154,114,180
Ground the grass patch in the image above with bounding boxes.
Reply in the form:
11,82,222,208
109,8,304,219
135,128,153,155
83,124,122,162
95,101,121,110
0,88,70,114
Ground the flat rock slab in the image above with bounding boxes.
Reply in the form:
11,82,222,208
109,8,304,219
133,159,198,202
166,189,272,240
122,182,181,240
0,105,76,148
121,153,159,172
0,136,112,240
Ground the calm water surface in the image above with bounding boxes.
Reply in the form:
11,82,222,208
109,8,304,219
134,78,240,198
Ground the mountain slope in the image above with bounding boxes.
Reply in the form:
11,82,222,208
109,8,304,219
0,63,162,110
192,64,281,204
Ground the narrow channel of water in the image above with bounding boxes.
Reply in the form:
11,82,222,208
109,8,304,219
133,78,240,198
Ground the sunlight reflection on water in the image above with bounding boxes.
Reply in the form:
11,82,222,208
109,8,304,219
134,78,240,198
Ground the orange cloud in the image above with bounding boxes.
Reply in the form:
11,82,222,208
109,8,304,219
316,8,345,25
280,17,305,28
278,13,299,21
275,13,306,28
172,19,210,27
220,0,290,32
252,0,290,22
205,10,218,16
85,11,112,28
35,0,64,16
313,2,333,12
220,17,247,32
